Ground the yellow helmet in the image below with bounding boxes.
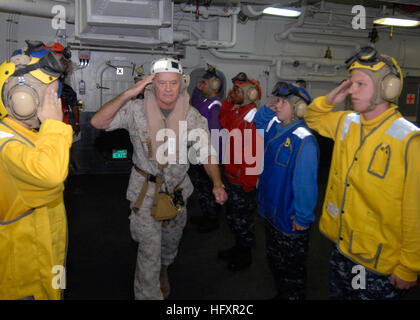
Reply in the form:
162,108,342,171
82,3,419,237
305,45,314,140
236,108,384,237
0,51,64,121
15,51,65,84
345,47,403,103
0,61,15,119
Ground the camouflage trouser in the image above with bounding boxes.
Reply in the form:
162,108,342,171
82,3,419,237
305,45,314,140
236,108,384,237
329,247,404,300
188,164,222,219
129,190,188,300
224,179,256,247
264,221,309,300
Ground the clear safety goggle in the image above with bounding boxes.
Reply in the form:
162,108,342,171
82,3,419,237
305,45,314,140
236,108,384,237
271,81,310,105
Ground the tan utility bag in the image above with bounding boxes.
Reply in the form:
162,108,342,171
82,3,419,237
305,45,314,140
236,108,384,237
133,166,181,221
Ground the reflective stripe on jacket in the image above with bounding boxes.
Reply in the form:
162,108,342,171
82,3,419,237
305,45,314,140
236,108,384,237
305,96,420,281
219,99,261,191
256,117,319,234
0,118,72,300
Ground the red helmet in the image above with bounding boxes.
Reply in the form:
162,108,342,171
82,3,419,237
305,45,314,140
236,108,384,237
48,42,71,59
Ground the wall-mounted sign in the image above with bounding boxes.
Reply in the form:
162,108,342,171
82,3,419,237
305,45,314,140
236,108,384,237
112,149,127,159
407,93,415,104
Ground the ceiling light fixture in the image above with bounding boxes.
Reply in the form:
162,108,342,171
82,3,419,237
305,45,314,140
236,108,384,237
374,17,420,27
263,7,301,18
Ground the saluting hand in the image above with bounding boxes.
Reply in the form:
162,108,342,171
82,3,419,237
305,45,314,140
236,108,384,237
197,79,206,91
127,73,156,99
37,81,63,123
267,97,282,113
326,79,352,106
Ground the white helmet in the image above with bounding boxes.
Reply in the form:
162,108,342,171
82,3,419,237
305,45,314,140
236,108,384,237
150,57,183,74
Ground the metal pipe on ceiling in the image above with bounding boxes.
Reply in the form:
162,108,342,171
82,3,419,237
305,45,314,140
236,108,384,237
68,44,184,56
0,0,75,23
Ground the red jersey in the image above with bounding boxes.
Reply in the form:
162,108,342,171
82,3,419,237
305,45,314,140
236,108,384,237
219,99,262,191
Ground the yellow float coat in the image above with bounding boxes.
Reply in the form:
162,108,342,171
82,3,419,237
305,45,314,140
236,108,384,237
0,117,72,299
305,96,420,282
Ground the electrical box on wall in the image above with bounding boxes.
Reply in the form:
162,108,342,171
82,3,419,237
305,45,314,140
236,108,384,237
75,0,174,47
79,50,91,66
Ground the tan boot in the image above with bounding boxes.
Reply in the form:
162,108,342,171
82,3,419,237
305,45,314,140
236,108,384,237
160,265,170,299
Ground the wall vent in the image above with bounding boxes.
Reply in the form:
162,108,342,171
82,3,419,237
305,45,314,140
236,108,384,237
75,0,174,47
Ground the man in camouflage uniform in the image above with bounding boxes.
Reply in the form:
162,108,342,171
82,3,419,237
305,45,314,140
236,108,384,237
91,58,227,300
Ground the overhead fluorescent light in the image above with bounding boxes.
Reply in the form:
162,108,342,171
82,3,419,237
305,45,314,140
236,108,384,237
263,7,301,18
374,17,420,27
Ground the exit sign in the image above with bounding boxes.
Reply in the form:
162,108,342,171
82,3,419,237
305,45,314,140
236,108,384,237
112,149,127,159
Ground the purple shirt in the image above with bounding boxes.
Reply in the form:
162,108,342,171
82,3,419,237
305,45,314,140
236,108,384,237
191,87,223,162
191,87,222,131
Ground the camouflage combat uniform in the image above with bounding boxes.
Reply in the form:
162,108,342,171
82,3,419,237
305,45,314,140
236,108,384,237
329,247,403,300
223,178,257,247
264,221,309,300
188,164,222,220
107,96,213,300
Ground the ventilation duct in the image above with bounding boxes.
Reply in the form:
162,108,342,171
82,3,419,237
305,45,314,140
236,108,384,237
75,0,174,47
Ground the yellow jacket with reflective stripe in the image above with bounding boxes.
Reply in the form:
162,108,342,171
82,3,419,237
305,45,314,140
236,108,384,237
0,117,72,300
305,96,420,282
